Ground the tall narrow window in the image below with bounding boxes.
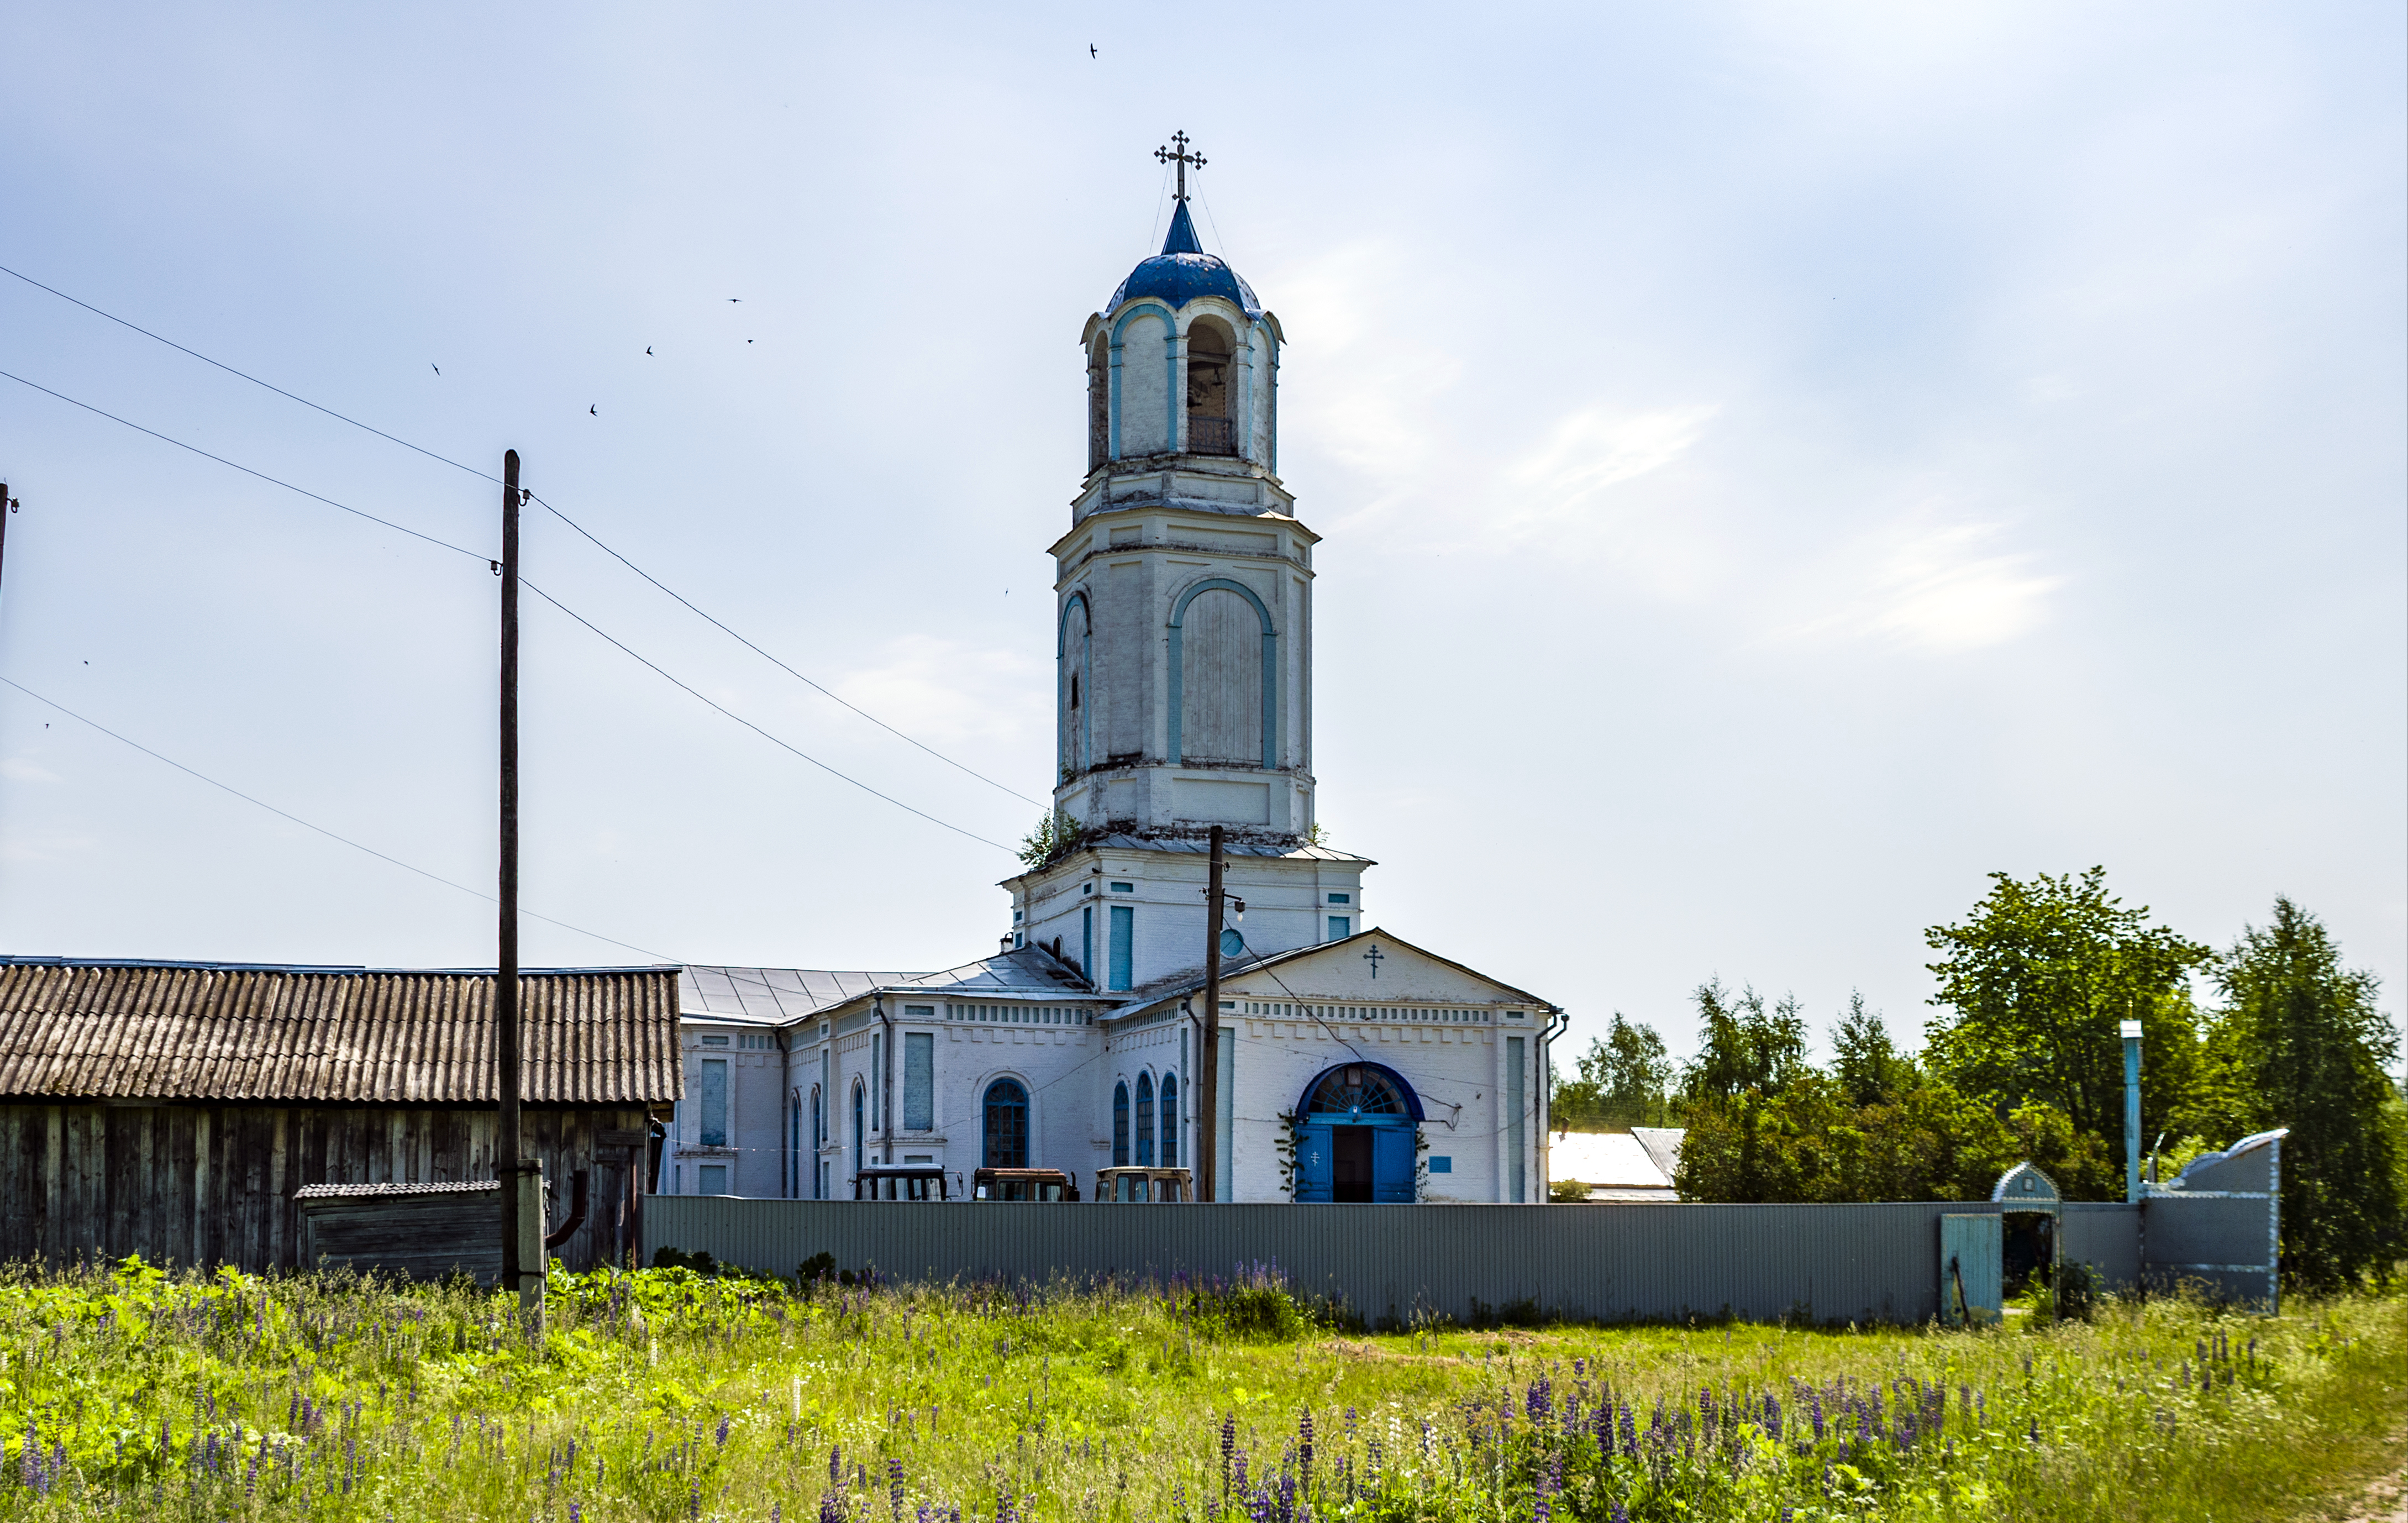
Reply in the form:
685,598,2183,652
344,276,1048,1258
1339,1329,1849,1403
1112,1081,1130,1167
983,1080,1029,1169
1108,905,1134,991
1506,1035,1526,1202
903,1033,934,1131
1134,1073,1155,1167
851,1081,866,1176
1081,906,1094,979
700,1059,728,1147
870,1033,881,1130
1159,1073,1179,1168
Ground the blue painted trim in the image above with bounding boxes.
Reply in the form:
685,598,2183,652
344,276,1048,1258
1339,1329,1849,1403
1296,1060,1426,1124
1057,591,1092,775
1259,317,1280,476
1165,576,1279,769
1107,302,1177,461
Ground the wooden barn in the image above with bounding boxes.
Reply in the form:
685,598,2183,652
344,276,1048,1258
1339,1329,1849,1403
0,957,680,1273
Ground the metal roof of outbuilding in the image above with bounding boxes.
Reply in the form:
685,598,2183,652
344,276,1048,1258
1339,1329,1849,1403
0,958,681,1104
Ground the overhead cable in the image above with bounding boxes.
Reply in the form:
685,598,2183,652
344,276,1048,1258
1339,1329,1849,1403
0,371,1013,852
0,262,1043,806
0,675,677,964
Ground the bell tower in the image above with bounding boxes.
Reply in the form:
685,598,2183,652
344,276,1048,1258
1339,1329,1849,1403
1008,137,1369,995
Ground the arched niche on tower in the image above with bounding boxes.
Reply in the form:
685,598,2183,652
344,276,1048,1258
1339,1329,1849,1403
1167,575,1277,771
1057,590,1092,779
1108,302,1177,458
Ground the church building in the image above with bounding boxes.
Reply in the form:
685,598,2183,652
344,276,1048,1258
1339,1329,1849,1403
661,148,1564,1205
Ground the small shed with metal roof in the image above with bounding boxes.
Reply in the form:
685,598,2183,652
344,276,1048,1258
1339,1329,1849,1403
0,957,681,1273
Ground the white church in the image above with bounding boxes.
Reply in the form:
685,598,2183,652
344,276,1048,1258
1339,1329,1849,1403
661,157,1564,1205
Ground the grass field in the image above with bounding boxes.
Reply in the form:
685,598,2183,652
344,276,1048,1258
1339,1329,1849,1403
0,1255,2398,1522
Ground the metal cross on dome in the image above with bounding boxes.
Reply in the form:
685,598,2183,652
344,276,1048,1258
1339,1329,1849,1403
1362,945,1384,979
1155,132,1207,204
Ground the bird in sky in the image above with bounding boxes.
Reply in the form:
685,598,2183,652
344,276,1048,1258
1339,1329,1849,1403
728,298,740,303
589,405,598,416
430,364,439,375
1089,43,1096,57
645,346,653,355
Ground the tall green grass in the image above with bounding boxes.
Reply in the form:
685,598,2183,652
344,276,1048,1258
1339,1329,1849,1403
0,1253,2395,1521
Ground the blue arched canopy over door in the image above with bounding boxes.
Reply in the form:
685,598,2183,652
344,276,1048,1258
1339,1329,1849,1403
984,1079,1029,1169
1292,1063,1419,1204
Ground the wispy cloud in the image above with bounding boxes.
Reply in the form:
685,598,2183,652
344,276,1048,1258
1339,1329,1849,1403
1,758,60,784
826,635,1040,749
1497,403,1720,540
1778,517,2064,653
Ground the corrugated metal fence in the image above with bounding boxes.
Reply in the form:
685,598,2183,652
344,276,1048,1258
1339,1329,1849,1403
645,1199,2170,1326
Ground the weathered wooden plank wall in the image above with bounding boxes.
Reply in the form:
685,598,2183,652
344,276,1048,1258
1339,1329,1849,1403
0,1102,649,1272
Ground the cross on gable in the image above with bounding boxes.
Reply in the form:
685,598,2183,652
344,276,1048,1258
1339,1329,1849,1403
1155,131,1206,204
1361,945,1384,979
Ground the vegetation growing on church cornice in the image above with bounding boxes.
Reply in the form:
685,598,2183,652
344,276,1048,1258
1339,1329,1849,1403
1017,808,1090,870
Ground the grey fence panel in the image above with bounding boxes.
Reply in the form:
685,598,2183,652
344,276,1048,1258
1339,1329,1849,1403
2141,1196,2278,1309
643,1198,2146,1326
2059,1204,2139,1289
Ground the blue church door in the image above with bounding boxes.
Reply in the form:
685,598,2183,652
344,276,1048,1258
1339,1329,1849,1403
1292,1064,1420,1204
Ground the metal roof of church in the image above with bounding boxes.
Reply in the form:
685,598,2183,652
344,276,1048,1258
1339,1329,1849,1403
1106,203,1264,321
681,948,1093,1023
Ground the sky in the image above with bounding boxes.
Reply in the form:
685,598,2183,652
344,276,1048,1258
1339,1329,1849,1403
0,3,2400,1068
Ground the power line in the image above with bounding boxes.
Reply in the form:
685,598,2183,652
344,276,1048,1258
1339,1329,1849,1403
526,493,1042,807
0,370,1014,852
0,675,677,964
0,369,488,564
519,581,1012,852
0,262,1043,807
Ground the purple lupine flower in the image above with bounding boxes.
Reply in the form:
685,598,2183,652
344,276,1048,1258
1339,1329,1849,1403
1221,1416,1236,1500
716,1414,730,1448
996,1489,1017,1523
1277,1468,1296,1523
888,1457,904,1520
821,1491,848,1523
1610,1503,1629,1523
830,1444,844,1483
1298,1408,1313,1490
1233,1450,1249,1494
570,1505,583,1523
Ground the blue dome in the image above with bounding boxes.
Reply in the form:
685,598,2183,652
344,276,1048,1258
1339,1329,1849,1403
1106,202,1264,321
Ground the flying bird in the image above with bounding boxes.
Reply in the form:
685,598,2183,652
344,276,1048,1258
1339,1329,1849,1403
646,346,653,355
728,298,741,303
590,405,598,416
1089,43,1096,57
430,364,439,375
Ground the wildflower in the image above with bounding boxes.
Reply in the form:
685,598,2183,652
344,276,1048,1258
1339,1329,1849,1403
1298,1408,1314,1489
1220,1416,1236,1500
889,1457,904,1520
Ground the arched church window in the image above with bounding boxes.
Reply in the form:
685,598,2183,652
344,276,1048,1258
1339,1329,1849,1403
1159,1073,1179,1168
1134,1073,1155,1167
984,1079,1029,1169
1112,1081,1130,1167
1069,674,1079,710
1185,320,1235,455
1087,338,1109,469
1304,1064,1411,1118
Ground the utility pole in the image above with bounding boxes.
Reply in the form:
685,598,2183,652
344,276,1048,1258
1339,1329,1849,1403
1198,826,1225,1202
497,449,540,1321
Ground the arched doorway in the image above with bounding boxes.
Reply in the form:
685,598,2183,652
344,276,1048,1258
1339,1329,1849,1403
1292,1063,1421,1204
984,1079,1030,1169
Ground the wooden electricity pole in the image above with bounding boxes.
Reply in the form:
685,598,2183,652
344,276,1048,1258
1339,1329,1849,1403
497,450,534,1314
1198,825,1225,1202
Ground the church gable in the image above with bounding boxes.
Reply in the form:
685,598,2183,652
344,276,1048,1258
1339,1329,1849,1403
1222,928,1554,1012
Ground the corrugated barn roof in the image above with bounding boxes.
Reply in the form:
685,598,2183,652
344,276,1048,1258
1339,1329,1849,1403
0,959,682,1104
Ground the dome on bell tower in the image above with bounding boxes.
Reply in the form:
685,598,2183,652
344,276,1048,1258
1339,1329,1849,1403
1106,202,1264,320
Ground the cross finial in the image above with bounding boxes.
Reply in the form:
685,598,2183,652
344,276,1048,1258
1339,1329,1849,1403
1155,131,1207,204
1362,945,1384,980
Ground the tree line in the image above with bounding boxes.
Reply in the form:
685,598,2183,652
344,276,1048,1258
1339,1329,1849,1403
1548,869,2407,1290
